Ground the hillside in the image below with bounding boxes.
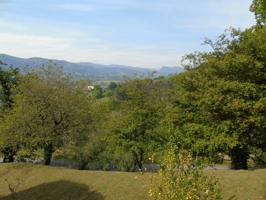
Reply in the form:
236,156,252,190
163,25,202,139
0,164,265,200
0,54,183,81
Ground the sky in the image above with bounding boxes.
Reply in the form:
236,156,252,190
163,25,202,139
0,0,255,68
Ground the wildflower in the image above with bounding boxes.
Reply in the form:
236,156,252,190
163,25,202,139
149,189,154,197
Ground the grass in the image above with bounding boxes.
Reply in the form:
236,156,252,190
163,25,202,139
0,163,265,200
209,169,266,200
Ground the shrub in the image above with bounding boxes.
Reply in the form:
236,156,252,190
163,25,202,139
149,148,222,200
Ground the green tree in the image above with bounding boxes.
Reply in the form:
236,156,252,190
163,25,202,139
62,97,108,170
107,82,118,91
0,67,19,162
0,67,19,111
91,85,103,99
169,26,266,169
250,0,266,25
103,82,118,97
105,79,168,171
0,66,94,165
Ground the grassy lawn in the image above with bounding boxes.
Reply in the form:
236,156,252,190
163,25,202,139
0,164,265,200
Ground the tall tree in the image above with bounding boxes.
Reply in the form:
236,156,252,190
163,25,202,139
169,25,266,169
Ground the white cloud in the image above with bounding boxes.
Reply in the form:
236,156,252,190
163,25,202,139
0,30,185,68
0,32,73,58
0,0,254,68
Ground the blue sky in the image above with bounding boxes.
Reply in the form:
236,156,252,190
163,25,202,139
0,0,255,68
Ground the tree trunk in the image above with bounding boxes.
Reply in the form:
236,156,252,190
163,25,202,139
230,145,249,169
133,150,144,172
3,154,15,163
78,162,88,170
135,159,143,172
138,151,144,171
2,146,16,163
44,144,54,165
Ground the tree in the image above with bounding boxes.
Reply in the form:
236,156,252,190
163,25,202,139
62,97,107,170
103,82,118,97
0,66,94,165
0,67,19,162
0,67,18,111
91,85,103,99
105,79,168,171
250,0,266,25
169,26,266,169
107,82,118,91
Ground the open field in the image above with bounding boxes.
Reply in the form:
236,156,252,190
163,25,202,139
0,164,265,200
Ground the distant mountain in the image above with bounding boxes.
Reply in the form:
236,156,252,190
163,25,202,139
157,66,183,76
0,54,183,81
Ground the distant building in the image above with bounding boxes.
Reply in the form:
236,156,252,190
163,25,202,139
88,85,95,91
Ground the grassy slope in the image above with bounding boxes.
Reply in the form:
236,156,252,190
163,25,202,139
0,164,265,200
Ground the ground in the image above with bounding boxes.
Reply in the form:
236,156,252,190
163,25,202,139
0,164,265,200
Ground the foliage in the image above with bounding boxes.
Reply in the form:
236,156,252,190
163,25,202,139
0,66,95,165
104,82,118,97
61,98,108,170
0,67,20,162
169,25,266,169
250,0,266,25
91,85,104,99
0,0,265,172
103,78,171,171
0,67,19,111
149,148,222,200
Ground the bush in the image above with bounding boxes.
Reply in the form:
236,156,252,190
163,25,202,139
15,149,43,162
149,148,222,200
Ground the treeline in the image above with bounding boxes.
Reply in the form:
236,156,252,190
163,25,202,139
0,0,265,170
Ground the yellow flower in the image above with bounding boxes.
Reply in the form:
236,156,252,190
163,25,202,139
148,189,154,197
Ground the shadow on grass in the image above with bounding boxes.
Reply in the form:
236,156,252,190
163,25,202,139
0,180,104,200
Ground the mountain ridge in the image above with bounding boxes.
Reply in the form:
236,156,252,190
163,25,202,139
0,54,183,81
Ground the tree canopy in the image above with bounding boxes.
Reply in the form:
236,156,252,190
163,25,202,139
250,0,266,25
169,24,266,169
0,0,265,170
0,67,95,165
